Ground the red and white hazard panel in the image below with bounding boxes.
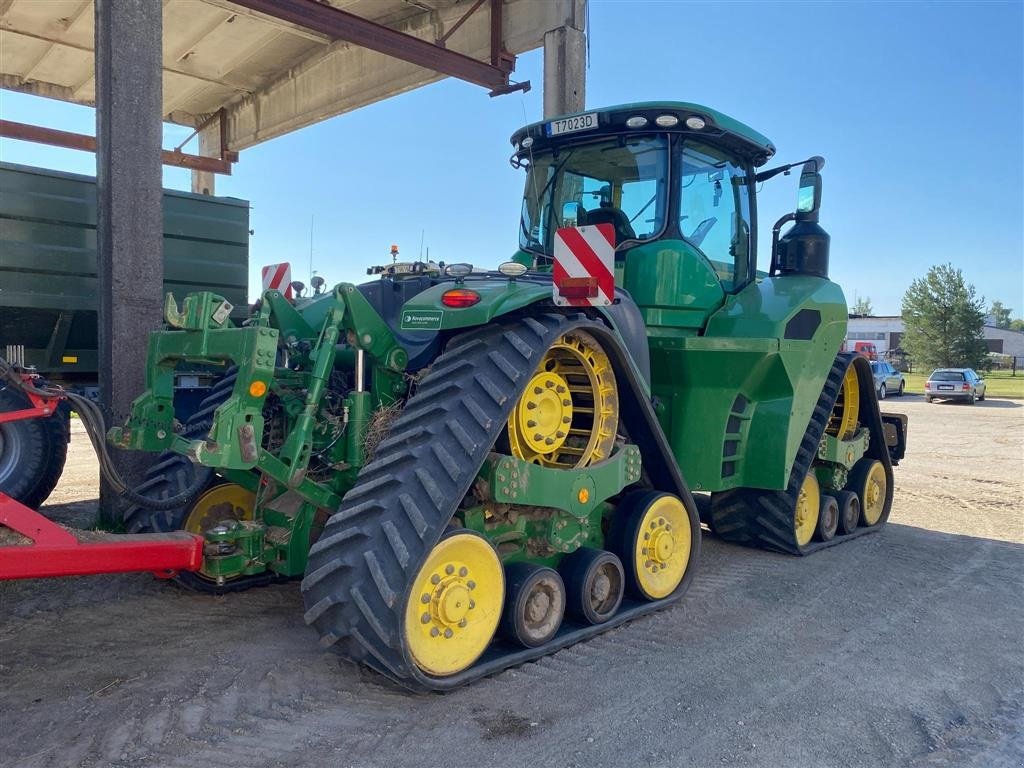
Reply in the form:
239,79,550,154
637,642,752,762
552,224,615,307
261,262,293,300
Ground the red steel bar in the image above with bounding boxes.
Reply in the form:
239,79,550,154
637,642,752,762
0,120,233,175
0,493,203,580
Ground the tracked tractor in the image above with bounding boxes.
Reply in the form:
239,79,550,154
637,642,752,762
69,101,906,690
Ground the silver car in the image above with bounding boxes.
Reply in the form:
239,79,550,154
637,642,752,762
925,368,987,404
870,360,905,399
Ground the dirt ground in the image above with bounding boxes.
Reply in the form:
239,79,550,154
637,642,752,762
1,394,1022,768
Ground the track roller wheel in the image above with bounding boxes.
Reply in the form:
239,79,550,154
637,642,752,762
835,490,860,535
794,472,821,548
849,458,887,527
560,548,624,625
612,491,694,600
816,493,839,542
500,563,565,648
403,529,504,677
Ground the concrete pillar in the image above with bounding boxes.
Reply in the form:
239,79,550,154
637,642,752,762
190,121,219,195
95,0,164,520
542,0,587,119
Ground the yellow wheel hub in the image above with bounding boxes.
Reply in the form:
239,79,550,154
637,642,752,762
183,483,256,580
515,370,573,455
860,460,887,525
794,472,820,547
404,532,503,677
184,483,255,535
827,366,860,441
633,495,690,600
507,331,618,468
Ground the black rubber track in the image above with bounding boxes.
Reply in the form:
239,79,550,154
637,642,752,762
123,369,281,594
708,354,895,555
0,384,68,510
301,313,701,692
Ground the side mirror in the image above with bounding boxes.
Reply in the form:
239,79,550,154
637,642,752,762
795,156,825,221
562,200,583,227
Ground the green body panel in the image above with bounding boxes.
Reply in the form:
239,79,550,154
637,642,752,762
398,279,551,331
0,161,249,384
642,275,847,493
623,239,726,333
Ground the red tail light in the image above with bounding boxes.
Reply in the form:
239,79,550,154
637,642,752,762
962,383,970,390
441,288,481,308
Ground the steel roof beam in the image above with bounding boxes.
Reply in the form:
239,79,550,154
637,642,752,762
229,0,522,94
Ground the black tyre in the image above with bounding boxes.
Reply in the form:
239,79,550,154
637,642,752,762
925,395,933,403
897,381,905,397
878,383,886,400
816,494,839,542
835,490,860,535
499,563,565,648
560,548,624,625
0,386,68,509
978,390,985,401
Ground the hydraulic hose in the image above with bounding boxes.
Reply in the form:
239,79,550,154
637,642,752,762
1,357,212,511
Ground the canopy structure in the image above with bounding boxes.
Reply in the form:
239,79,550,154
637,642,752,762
1,0,586,188
0,0,587,511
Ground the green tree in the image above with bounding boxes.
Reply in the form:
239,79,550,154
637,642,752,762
901,264,988,370
1011,318,1024,332
989,300,1012,328
851,296,873,316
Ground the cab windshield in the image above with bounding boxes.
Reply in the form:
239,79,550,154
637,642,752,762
519,135,669,256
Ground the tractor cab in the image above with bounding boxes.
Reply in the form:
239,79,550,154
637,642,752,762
512,102,802,332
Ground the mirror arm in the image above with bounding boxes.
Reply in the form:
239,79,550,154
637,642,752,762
769,213,796,276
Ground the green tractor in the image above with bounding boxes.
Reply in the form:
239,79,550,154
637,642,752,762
111,101,906,690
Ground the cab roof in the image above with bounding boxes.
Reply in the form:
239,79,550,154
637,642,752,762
511,101,776,166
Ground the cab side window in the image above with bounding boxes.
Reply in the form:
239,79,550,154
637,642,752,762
679,141,752,291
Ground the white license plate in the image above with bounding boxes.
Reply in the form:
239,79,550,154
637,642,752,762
938,385,953,390
546,112,598,137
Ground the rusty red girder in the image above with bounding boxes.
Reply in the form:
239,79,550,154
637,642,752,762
231,0,527,96
0,119,233,175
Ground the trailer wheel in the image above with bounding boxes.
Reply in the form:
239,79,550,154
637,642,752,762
0,386,68,510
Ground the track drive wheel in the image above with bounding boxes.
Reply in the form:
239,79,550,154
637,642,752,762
500,563,565,648
506,330,618,469
816,493,839,542
403,530,504,677
827,366,860,441
612,491,695,600
561,548,624,625
849,458,887,527
835,490,860,535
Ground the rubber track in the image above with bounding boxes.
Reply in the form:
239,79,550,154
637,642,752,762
708,354,895,555
301,313,700,691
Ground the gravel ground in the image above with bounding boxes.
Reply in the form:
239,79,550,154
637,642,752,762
1,394,1021,768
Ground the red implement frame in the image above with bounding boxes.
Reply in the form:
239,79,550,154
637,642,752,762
0,375,204,580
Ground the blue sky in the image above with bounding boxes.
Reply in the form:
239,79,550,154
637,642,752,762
1,0,1021,316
